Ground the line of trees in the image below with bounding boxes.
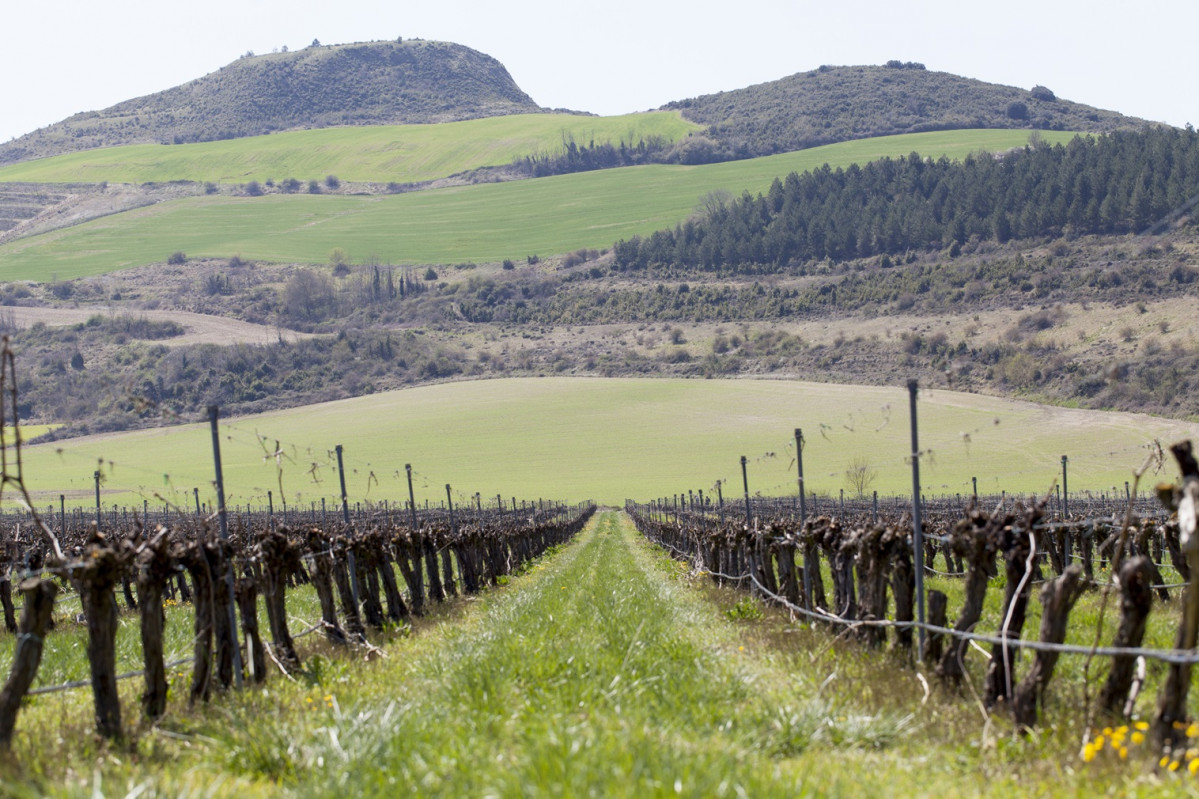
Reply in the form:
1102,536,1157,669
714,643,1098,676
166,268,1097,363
612,128,1199,273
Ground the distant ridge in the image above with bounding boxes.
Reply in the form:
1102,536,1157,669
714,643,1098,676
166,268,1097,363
0,39,544,165
665,63,1152,160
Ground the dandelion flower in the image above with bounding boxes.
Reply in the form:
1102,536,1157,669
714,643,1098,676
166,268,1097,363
1082,743,1096,763
1132,731,1146,745
1135,721,1150,731
1190,759,1199,776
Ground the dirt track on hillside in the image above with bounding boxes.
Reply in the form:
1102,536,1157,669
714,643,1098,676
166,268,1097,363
6,307,315,347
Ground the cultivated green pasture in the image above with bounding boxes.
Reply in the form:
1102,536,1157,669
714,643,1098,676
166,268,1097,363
16,376,1194,511
0,130,1080,282
0,112,700,185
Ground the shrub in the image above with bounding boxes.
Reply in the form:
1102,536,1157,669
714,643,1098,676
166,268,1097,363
502,259,515,270
424,267,438,281
1006,101,1029,120
167,251,187,265
307,180,321,194
244,180,264,196
325,174,341,189
280,177,302,193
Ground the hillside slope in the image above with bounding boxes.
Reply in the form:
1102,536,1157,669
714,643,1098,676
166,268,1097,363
666,62,1150,159
0,39,543,165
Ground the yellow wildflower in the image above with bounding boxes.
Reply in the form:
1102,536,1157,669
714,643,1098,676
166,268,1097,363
1082,743,1096,763
1132,731,1145,745
1190,759,1199,776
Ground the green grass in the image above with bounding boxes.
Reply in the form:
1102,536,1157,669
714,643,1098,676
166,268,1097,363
4,512,1187,796
0,112,700,186
0,130,1081,282
15,376,1197,511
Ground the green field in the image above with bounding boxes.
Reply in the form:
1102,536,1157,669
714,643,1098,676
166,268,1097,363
0,130,1081,282
17,376,1194,512
0,112,700,185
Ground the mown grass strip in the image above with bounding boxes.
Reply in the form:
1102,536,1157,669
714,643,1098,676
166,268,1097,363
171,511,919,797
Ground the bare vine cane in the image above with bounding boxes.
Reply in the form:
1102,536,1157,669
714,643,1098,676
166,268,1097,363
0,337,66,564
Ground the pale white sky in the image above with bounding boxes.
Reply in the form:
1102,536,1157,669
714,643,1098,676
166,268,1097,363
1,0,1194,144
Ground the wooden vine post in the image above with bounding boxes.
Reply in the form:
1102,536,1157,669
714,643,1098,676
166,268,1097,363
907,380,926,661
208,406,244,689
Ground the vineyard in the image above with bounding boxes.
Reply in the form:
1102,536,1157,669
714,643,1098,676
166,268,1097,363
1,363,1199,793
625,425,1199,766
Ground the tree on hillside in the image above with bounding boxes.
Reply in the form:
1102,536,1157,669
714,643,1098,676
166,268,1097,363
845,455,877,498
283,269,335,321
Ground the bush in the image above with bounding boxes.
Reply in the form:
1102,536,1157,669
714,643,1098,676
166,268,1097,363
325,174,341,189
280,177,302,193
167,251,187,265
1030,85,1056,102
424,267,438,281
502,259,515,270
1006,101,1029,121
307,180,321,194
244,180,264,196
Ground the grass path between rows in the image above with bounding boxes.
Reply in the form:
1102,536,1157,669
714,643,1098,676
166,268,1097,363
90,511,904,797
13,511,1188,797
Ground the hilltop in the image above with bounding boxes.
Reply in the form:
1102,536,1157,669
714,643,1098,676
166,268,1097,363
666,62,1149,160
0,39,543,165
2,46,1153,170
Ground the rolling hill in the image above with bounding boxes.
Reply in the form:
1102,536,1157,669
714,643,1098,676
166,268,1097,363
668,62,1149,159
0,39,544,165
17,376,1196,508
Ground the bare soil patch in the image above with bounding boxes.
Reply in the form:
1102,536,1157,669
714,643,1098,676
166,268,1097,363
7,306,316,347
